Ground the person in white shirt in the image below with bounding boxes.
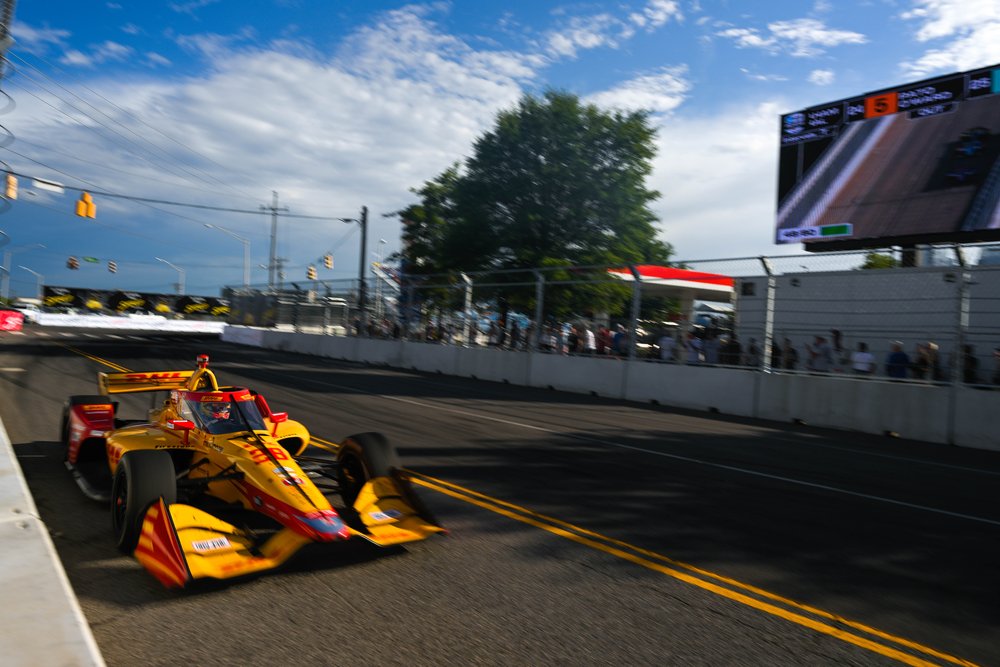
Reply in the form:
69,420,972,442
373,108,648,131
657,332,676,362
851,342,876,374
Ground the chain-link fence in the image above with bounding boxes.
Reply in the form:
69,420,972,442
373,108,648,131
226,244,1000,387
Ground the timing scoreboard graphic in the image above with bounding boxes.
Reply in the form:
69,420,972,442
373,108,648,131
776,63,1000,249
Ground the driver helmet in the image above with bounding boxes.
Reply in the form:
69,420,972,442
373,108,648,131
201,400,231,421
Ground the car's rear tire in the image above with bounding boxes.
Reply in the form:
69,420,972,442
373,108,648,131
111,450,177,553
336,432,399,506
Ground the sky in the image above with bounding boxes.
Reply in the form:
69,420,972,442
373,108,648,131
0,0,998,298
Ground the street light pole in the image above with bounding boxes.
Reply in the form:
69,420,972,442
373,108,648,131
1,243,45,301
155,257,186,295
204,224,250,291
17,265,43,301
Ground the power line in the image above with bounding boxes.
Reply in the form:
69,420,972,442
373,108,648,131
6,51,261,203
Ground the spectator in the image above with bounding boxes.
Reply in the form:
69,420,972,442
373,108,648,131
912,343,930,380
684,331,703,364
657,331,676,362
927,342,944,381
993,347,1000,386
596,326,612,355
744,338,760,368
721,335,742,366
962,344,979,384
770,341,783,370
850,342,875,375
886,341,910,379
806,335,833,373
782,338,799,371
830,329,847,372
612,324,629,357
582,326,596,355
703,331,720,365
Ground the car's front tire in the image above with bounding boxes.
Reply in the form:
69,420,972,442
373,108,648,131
336,432,399,507
111,450,177,553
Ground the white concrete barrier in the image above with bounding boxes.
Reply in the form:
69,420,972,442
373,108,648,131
220,326,999,451
0,417,105,666
37,313,225,333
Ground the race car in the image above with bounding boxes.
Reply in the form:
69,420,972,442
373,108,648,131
61,354,443,588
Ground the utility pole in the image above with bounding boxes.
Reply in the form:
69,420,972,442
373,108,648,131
261,191,288,292
358,205,368,329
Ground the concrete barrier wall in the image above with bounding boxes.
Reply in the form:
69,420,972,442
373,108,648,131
625,363,759,417
222,326,998,452
0,417,105,666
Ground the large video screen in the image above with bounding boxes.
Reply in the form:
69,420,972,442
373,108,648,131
776,63,1000,249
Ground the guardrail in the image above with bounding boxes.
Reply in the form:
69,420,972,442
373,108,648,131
0,416,105,666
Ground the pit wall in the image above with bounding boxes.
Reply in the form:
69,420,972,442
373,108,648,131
222,326,997,451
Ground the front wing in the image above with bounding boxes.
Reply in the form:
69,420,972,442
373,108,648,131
134,475,444,588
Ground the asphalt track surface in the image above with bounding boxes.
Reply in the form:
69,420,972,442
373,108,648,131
2,328,1000,666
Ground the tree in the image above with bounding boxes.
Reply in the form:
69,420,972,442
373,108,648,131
859,251,900,270
401,91,672,317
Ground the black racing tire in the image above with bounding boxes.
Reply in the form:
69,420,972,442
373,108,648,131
336,432,399,507
111,450,177,553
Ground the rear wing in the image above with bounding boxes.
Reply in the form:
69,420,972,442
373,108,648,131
98,368,219,395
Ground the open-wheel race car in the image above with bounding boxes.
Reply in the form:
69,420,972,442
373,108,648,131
61,354,443,588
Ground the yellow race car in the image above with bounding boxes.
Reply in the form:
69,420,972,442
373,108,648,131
61,354,443,588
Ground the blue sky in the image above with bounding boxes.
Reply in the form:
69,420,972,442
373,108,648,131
1,0,998,297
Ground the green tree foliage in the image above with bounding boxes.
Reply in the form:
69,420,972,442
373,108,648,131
859,251,900,270
400,91,672,317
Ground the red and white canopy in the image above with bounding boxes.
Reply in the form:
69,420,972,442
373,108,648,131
607,265,734,302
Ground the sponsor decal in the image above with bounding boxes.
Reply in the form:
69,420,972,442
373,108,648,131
191,537,231,552
209,443,225,453
125,372,183,383
368,509,403,522
199,395,225,402
83,405,113,411
281,476,305,486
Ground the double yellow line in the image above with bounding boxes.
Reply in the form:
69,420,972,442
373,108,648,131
64,345,978,666
406,470,978,667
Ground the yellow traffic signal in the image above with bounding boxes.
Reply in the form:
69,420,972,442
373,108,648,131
4,173,16,200
306,265,317,280
75,192,96,218
323,254,333,269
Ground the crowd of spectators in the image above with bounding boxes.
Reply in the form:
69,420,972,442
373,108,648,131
354,316,1000,386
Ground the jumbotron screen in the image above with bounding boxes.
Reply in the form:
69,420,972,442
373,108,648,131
776,63,1000,249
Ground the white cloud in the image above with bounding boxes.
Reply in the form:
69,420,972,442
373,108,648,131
145,52,172,67
122,23,142,36
899,0,1000,77
739,67,789,82
651,102,790,259
169,0,221,16
808,68,835,85
716,18,867,57
10,23,71,54
58,49,92,67
544,14,628,59
587,66,691,115
630,0,683,30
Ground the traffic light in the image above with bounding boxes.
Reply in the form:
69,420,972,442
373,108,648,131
4,173,16,200
323,254,333,269
67,256,79,270
75,192,96,218
306,265,317,280
108,260,117,274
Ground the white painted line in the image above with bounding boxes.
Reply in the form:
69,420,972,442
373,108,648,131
0,368,25,373
286,371,1000,528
